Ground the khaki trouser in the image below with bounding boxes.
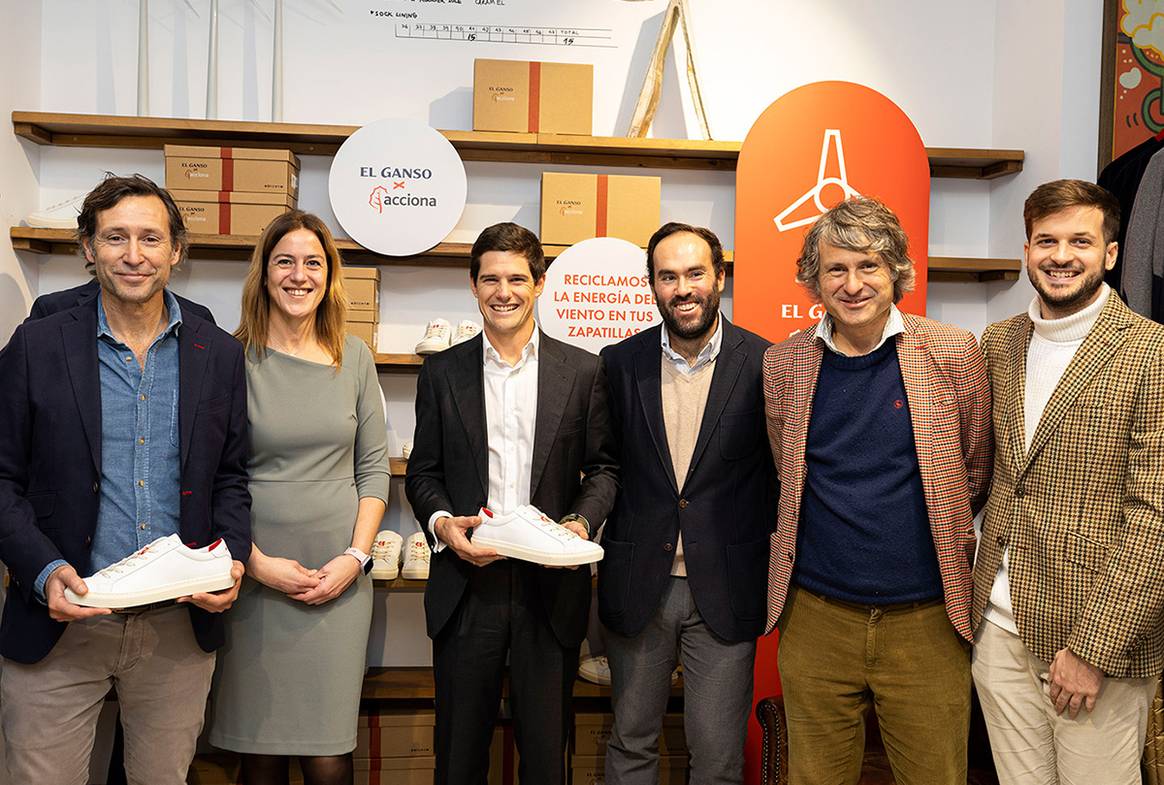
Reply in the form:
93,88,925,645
776,587,971,785
1,605,215,785
972,619,1155,785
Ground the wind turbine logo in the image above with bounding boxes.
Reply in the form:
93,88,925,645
773,129,862,232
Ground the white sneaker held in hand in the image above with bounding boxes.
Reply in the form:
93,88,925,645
370,530,403,580
451,320,482,346
414,318,452,355
64,534,234,609
401,532,430,580
470,505,604,567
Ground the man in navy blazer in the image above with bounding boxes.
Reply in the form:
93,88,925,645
0,175,251,784
598,223,777,785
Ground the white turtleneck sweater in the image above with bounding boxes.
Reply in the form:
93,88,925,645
983,284,1111,634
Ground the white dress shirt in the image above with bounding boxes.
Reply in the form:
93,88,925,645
427,329,540,552
660,312,724,373
815,304,905,356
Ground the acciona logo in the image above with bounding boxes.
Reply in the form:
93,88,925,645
556,198,583,217
330,118,467,256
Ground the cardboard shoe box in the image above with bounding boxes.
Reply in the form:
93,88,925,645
345,321,378,352
574,712,686,756
473,58,593,135
540,172,661,248
164,144,300,197
343,267,381,322
169,189,295,236
291,755,434,785
355,709,435,758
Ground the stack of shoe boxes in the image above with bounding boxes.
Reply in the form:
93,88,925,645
163,144,299,236
343,266,381,352
288,709,435,785
571,713,689,784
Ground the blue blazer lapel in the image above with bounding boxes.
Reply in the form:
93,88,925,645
61,308,102,474
684,320,745,487
633,333,678,494
178,319,212,470
449,336,489,498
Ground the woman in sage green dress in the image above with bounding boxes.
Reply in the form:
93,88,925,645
208,211,389,785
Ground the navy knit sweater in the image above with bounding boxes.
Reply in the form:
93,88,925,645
795,339,943,604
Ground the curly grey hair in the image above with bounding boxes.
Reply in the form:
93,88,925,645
795,196,916,303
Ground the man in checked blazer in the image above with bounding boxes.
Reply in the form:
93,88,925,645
971,179,1164,785
762,197,992,785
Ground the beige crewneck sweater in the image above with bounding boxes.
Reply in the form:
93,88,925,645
661,357,715,577
984,284,1110,634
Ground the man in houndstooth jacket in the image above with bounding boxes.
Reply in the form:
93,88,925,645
762,197,993,785
972,179,1164,785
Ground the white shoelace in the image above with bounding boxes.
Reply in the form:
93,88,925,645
99,546,155,576
526,511,579,541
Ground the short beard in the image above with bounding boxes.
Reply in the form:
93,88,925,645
1028,265,1105,316
660,287,720,340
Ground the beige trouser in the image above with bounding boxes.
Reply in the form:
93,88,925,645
972,620,1155,785
1,605,216,785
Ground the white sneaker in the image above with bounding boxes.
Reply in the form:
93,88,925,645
26,194,86,229
451,320,481,345
64,534,234,609
414,319,452,355
471,505,604,567
578,655,611,685
400,440,413,460
401,532,430,580
370,530,403,580
577,654,678,686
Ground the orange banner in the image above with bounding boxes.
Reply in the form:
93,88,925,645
735,81,930,343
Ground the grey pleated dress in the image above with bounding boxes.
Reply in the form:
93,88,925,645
208,336,389,755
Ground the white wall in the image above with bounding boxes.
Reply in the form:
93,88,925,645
0,0,42,339
9,0,1104,666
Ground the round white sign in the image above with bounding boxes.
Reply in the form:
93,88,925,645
537,237,661,354
328,118,467,256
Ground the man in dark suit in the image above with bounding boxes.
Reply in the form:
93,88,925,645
0,175,251,784
598,223,777,785
28,277,215,324
405,222,617,785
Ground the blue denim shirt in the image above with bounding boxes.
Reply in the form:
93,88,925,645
35,290,184,599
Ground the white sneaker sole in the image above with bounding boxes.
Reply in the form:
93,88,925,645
370,563,399,580
469,533,603,567
27,214,80,229
400,563,429,580
414,340,451,355
64,573,235,608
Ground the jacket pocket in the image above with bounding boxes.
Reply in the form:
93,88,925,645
27,491,56,518
719,410,763,461
1065,531,1110,573
597,536,635,617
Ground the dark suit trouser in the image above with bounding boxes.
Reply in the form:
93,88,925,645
433,560,579,785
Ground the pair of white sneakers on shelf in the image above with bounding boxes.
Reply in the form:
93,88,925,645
415,318,481,355
370,530,430,581
470,505,604,567
64,534,235,609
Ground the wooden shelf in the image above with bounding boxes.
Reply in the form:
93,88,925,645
928,256,1021,282
372,576,427,592
374,352,425,372
12,111,1023,178
10,226,1020,283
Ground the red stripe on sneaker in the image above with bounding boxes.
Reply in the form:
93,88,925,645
208,538,223,551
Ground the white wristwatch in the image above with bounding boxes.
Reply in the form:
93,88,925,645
344,547,373,575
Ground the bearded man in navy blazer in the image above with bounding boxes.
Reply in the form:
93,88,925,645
0,175,251,784
598,223,778,785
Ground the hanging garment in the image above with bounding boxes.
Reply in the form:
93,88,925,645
1098,133,1164,299
1117,146,1164,323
